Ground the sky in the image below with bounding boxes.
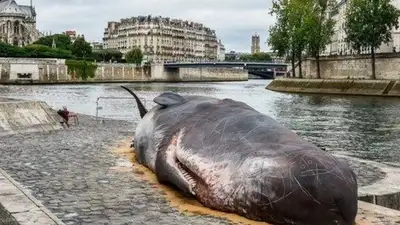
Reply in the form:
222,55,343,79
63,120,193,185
19,0,276,53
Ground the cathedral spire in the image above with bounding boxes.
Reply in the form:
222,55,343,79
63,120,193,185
52,37,56,49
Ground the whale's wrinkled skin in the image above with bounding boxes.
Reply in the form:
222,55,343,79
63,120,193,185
121,86,358,225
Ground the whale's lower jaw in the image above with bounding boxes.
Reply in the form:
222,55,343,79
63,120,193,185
190,183,354,225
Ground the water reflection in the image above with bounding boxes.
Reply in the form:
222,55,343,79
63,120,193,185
268,92,400,163
1,80,400,163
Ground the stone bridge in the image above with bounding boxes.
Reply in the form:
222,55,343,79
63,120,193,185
163,62,289,79
0,58,288,84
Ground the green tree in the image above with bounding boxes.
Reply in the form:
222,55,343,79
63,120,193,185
92,49,123,62
268,0,313,78
70,37,92,58
65,59,98,80
268,24,290,58
254,52,273,61
24,44,73,58
269,0,293,76
224,54,237,61
125,48,143,66
289,0,314,78
0,42,73,59
306,0,336,78
344,0,400,79
240,52,272,62
33,34,72,50
0,42,19,57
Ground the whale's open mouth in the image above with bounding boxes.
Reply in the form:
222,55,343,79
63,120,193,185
163,132,208,197
164,135,199,196
175,156,197,195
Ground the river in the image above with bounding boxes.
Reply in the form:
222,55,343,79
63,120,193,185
1,79,400,164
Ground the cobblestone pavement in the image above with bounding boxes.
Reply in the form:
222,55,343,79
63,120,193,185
357,202,400,225
0,114,392,225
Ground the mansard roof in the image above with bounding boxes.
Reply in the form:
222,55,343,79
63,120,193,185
0,0,36,18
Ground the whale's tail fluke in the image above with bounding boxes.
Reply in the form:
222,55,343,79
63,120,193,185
120,86,148,118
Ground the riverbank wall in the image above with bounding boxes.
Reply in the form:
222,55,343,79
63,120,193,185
266,78,400,97
293,52,400,80
0,57,248,84
269,53,400,97
0,98,63,136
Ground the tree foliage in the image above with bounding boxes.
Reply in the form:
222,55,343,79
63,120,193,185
268,23,290,58
268,0,313,78
306,0,336,78
33,34,72,50
344,0,400,79
70,37,93,58
33,33,94,59
24,44,73,58
224,54,237,61
268,0,336,78
0,42,73,58
92,49,123,62
125,48,143,65
65,59,98,80
289,0,313,62
240,52,272,62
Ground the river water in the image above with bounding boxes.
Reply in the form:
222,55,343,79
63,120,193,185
1,79,400,164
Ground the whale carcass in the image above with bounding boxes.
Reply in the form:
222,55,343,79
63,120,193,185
121,86,358,225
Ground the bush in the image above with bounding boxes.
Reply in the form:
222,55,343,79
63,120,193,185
65,59,98,81
0,43,74,59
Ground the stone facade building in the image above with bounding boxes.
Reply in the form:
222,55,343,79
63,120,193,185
102,15,220,62
0,0,41,46
63,30,84,43
322,0,399,56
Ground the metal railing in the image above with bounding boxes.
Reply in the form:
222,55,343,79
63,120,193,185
95,96,147,122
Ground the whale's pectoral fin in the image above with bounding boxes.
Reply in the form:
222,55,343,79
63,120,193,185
154,137,195,197
154,92,186,107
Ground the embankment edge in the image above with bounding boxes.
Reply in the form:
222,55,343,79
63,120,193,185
266,78,400,97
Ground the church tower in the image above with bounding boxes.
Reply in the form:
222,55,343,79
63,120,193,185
0,0,40,46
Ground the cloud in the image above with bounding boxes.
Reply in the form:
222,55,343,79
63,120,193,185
19,0,276,52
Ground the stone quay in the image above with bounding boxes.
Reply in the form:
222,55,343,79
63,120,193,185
268,53,400,97
0,57,248,85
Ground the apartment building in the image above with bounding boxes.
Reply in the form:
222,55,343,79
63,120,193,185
102,15,220,62
63,30,84,43
322,0,399,55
